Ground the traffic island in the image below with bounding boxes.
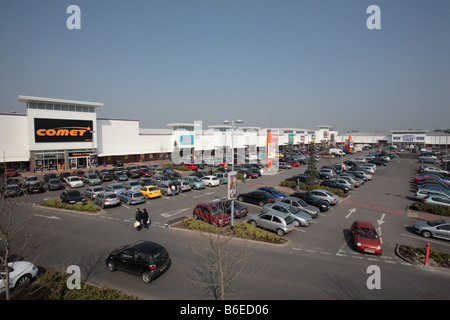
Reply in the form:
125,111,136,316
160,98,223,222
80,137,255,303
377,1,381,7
396,244,450,268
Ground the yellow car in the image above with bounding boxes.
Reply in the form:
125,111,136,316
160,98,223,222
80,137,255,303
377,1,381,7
138,185,162,199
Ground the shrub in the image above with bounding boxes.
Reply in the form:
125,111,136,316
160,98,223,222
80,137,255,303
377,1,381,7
41,199,101,213
410,202,450,217
36,271,137,300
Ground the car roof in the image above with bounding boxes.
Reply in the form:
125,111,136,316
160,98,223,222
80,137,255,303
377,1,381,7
354,220,376,229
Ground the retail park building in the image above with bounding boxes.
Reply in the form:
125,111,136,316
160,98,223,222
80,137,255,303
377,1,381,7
0,96,447,171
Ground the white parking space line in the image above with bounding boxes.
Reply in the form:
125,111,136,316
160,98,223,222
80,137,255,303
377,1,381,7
160,208,190,218
401,233,450,247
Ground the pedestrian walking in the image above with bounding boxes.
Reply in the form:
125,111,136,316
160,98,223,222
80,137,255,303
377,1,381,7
171,184,176,198
243,173,247,183
142,208,150,229
134,208,142,230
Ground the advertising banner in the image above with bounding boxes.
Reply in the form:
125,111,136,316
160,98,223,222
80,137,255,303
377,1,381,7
34,118,93,143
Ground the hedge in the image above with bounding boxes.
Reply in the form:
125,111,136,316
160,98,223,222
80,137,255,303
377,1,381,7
279,180,345,197
410,201,450,217
41,199,101,213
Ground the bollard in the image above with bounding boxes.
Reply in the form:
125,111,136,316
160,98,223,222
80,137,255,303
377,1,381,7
425,243,430,266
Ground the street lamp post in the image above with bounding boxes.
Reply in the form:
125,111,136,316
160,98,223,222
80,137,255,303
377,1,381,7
223,119,243,228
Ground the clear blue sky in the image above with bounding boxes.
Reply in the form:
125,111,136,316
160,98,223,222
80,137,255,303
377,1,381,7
1,0,449,132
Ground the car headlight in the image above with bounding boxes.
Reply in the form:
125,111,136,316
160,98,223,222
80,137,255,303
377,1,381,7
356,242,361,246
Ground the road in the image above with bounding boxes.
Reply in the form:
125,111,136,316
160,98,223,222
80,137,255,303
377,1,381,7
4,151,450,300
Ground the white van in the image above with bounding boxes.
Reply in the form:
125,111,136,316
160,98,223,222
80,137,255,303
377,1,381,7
329,148,345,157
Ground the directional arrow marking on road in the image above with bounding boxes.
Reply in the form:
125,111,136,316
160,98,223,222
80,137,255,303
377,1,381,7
161,208,190,218
377,213,386,226
34,214,61,220
345,208,356,219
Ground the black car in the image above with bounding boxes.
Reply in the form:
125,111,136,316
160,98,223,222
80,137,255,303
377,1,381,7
47,178,64,190
59,172,71,182
290,191,330,212
99,171,113,182
320,179,350,193
237,190,276,207
105,241,171,283
60,190,86,204
27,181,46,194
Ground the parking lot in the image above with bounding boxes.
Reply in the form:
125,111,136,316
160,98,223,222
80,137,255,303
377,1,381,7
3,149,450,299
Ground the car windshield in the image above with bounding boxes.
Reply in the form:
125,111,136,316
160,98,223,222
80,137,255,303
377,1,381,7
289,205,300,214
427,219,447,227
357,227,378,239
106,194,117,199
210,206,224,215
71,177,80,181
285,215,294,225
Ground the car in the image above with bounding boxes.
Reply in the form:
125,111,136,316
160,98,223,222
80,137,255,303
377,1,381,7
65,176,84,188
138,185,162,199
176,180,192,192
82,173,102,186
150,174,172,187
337,175,362,187
413,219,450,240
248,211,295,236
421,195,450,207
105,183,126,194
94,192,120,208
183,176,206,190
113,171,128,181
105,240,171,284
122,181,142,190
257,186,286,198
191,171,208,178
212,199,248,218
278,162,292,169
192,202,230,227
237,190,277,207
277,196,320,218
418,155,439,164
99,171,113,182
320,179,350,193
84,186,106,199
43,173,58,182
59,172,71,182
0,261,39,294
238,169,259,179
262,202,312,227
414,188,450,200
290,192,330,212
60,190,86,204
4,168,18,178
333,178,354,189
118,190,146,205
46,178,64,191
318,168,335,179
201,175,220,187
179,163,198,170
138,168,153,177
214,172,228,184
72,170,85,178
349,220,383,255
24,175,39,186
421,166,450,175
26,181,46,194
1,184,24,198
309,189,339,205
126,169,141,179
286,160,301,167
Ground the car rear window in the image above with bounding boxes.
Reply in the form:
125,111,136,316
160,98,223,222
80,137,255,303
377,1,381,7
284,215,294,225
106,194,118,199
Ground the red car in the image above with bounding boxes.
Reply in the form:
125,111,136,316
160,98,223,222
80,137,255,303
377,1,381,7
349,220,383,255
180,163,198,170
4,168,18,177
287,160,301,167
193,203,230,227
138,168,153,177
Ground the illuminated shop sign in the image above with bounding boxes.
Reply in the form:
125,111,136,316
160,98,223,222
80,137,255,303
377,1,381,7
34,118,93,143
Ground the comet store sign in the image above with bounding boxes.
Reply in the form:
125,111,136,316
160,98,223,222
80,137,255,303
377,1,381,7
34,118,93,143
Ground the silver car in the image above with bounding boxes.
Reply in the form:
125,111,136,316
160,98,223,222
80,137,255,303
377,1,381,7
105,183,126,194
122,181,142,190
413,219,450,240
262,202,312,227
183,176,206,190
277,196,320,218
308,189,339,205
84,186,106,200
94,191,120,208
82,173,102,186
422,195,450,207
248,210,295,236
414,188,450,200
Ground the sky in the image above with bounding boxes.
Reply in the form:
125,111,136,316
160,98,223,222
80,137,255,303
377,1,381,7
0,0,449,133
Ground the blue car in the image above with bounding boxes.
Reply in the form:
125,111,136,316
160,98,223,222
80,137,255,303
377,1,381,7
118,190,146,205
213,200,248,218
257,186,287,198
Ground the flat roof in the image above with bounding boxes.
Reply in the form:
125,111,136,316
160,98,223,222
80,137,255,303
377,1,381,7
18,95,103,108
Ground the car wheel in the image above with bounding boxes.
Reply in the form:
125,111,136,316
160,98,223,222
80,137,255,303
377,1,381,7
294,220,300,227
259,201,265,207
238,196,243,202
421,230,432,238
193,214,198,220
107,261,116,272
276,229,285,237
16,274,32,287
141,272,152,283
250,220,257,227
